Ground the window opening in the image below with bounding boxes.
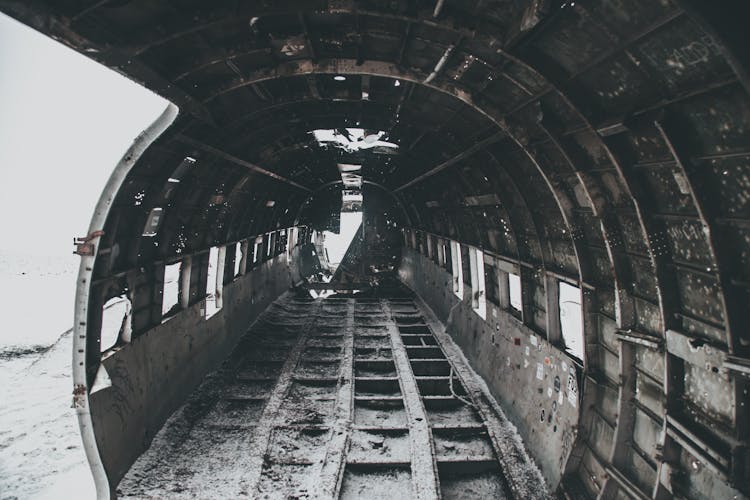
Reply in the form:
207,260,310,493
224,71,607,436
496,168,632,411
509,272,522,313
288,228,295,255
559,282,584,361
142,207,164,237
469,248,487,319
254,237,263,265
101,296,131,352
323,211,362,271
484,263,500,307
443,241,452,273
233,242,242,276
322,164,364,273
204,246,223,319
162,262,181,318
451,241,463,298
276,229,286,255
265,233,273,260
169,156,196,183
461,245,471,286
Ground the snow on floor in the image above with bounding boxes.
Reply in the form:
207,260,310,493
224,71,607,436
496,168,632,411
0,251,95,500
0,328,95,500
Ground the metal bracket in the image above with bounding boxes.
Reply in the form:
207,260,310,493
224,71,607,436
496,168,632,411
73,230,104,256
616,329,663,350
724,355,750,377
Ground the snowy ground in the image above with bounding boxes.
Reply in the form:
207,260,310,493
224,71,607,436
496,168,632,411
0,252,95,500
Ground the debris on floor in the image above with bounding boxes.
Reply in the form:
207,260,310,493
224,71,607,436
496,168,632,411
118,293,549,498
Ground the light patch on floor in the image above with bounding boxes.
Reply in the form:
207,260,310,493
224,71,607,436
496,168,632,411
323,212,362,269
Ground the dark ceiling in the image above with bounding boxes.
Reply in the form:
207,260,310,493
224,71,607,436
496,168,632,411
2,0,749,497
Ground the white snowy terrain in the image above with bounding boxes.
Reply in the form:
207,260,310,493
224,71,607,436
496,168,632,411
0,252,95,500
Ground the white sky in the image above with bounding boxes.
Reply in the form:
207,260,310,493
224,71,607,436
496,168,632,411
0,13,168,347
0,12,168,258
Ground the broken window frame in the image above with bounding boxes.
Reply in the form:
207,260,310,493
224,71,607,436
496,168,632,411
142,207,164,237
559,281,584,362
287,228,296,256
431,235,441,265
100,295,132,353
451,240,464,298
281,232,286,256
508,271,523,317
484,262,501,307
442,240,452,273
469,248,487,319
253,236,263,266
437,237,445,267
264,232,274,261
233,241,246,278
204,246,224,319
161,261,182,320
179,255,192,309
460,244,472,286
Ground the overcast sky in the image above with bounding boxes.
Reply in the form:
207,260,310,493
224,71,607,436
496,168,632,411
0,12,168,258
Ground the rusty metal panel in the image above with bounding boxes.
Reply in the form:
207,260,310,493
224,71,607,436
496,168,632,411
663,219,712,267
585,0,679,39
636,345,665,384
481,74,537,113
634,17,732,92
599,345,620,384
589,247,614,286
634,296,662,336
576,54,655,118
598,287,617,319
630,257,659,301
674,269,725,325
636,370,664,417
622,446,657,495
589,412,616,460
532,7,613,75
540,92,584,131
639,168,696,214
683,361,735,428
697,157,750,218
616,212,650,255
633,408,664,458
598,314,619,352
580,446,606,493
672,84,750,156
594,380,620,425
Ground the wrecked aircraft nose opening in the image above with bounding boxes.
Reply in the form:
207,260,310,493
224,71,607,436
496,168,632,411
2,0,749,498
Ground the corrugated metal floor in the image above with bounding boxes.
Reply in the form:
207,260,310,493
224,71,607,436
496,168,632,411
118,294,546,499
